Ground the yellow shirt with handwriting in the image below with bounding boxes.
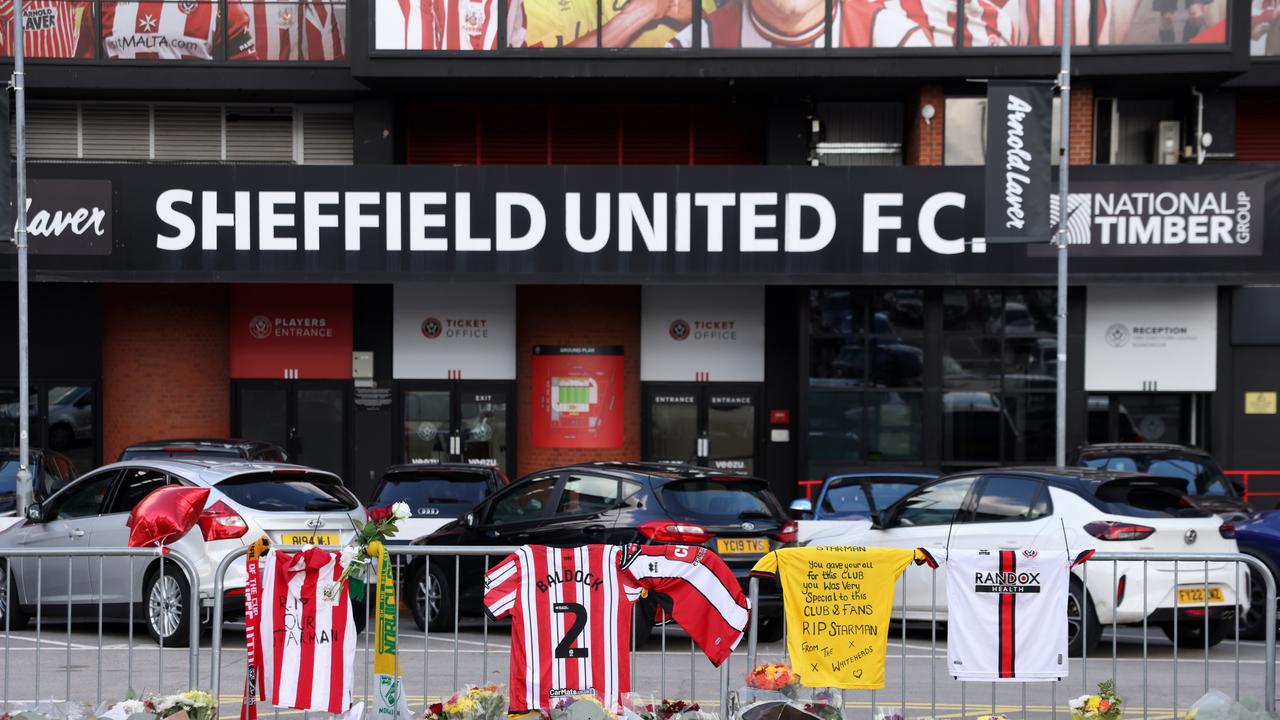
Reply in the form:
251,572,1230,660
751,546,924,690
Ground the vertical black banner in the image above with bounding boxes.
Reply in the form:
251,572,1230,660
985,81,1053,244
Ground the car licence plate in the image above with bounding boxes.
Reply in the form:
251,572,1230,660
279,532,339,546
716,538,769,555
1177,586,1225,604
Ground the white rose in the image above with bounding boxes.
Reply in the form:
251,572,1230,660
339,545,358,568
391,501,411,520
118,700,148,715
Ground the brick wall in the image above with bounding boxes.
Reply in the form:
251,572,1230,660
906,84,945,166
1070,81,1094,165
515,285,641,477
103,284,230,462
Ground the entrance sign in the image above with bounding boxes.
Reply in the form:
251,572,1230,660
531,346,625,448
230,284,354,379
641,286,764,382
985,82,1052,244
1084,285,1217,392
393,284,516,379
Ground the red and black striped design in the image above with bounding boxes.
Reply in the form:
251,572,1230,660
998,550,1017,679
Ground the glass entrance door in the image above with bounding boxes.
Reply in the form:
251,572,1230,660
643,384,761,474
234,381,349,478
398,382,516,476
1088,393,1202,445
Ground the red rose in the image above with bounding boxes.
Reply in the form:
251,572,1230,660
429,704,444,716
369,507,391,523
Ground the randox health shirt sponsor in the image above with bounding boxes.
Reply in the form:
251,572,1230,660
919,548,1094,682
750,546,929,690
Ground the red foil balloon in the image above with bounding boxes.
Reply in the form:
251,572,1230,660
127,486,211,547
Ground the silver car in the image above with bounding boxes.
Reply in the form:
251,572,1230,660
0,459,366,645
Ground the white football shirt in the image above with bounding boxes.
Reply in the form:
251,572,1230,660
922,547,1093,682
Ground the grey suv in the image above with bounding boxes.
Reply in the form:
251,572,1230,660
0,459,365,644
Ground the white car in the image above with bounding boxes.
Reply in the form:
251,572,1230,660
0,459,366,644
804,467,1248,653
368,463,509,543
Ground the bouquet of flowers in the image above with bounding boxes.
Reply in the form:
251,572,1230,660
629,699,712,720
423,686,508,720
144,691,216,720
548,695,618,720
745,662,800,698
327,501,410,600
1070,680,1124,720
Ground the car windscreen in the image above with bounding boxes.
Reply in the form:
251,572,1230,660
820,477,922,518
215,472,360,512
0,459,16,513
1091,478,1210,518
657,478,783,526
1082,455,1233,497
372,471,489,518
120,448,243,461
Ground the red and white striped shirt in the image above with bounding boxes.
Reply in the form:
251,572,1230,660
242,1,345,61
257,547,356,715
621,544,750,667
670,0,943,47
0,1,93,58
484,545,643,713
102,1,256,60
375,0,496,50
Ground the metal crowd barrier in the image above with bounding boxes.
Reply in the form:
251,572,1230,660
745,552,1277,719
2,545,1275,720
0,546,201,709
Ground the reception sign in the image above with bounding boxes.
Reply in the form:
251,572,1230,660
1085,285,1217,392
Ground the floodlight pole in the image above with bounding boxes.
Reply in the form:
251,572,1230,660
13,0,32,512
1055,0,1072,467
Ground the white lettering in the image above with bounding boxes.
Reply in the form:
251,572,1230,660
156,189,195,251
784,193,834,252
495,192,545,251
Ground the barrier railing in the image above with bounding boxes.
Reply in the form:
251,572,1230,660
1228,470,1280,507
0,546,201,710
746,552,1276,719
3,545,1274,720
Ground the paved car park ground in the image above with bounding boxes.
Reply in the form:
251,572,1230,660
0,613,1272,720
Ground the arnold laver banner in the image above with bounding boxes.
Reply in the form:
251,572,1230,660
985,82,1053,244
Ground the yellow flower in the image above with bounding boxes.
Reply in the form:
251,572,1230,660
367,540,385,558
1086,697,1102,713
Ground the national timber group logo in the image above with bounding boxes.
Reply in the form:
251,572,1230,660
669,319,691,341
421,317,443,339
249,315,272,340
1105,323,1131,348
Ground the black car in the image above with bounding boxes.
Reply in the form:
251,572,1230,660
1073,442,1250,516
368,463,510,544
404,461,794,642
0,448,79,515
117,438,289,463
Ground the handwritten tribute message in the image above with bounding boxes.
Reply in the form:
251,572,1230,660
753,546,919,690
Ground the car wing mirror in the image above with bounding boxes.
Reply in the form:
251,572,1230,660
870,510,887,529
25,502,45,523
789,498,814,520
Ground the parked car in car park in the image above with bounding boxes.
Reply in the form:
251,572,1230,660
1231,510,1280,639
1074,442,1251,516
806,467,1248,654
368,463,510,543
403,461,796,641
117,438,289,463
0,459,365,644
790,467,938,543
0,447,79,532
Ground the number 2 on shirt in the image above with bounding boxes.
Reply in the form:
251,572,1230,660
553,602,589,659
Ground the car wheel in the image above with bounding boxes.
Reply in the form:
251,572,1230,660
144,565,192,647
1240,555,1274,641
1161,619,1231,648
408,563,455,633
757,614,785,643
1068,577,1102,657
0,563,29,630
